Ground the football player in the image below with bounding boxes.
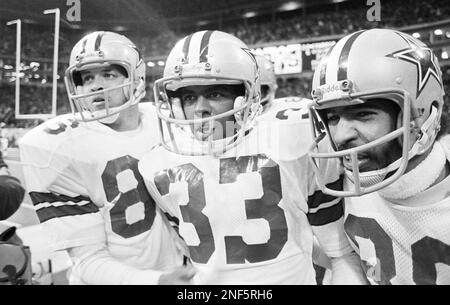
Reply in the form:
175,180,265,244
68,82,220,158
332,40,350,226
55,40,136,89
255,54,278,109
255,54,332,282
139,30,366,284
19,31,193,284
309,28,450,284
256,54,312,119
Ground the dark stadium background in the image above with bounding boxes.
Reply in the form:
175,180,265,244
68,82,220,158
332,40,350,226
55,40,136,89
1,0,449,130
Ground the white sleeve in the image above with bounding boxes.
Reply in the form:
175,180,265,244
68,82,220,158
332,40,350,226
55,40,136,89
329,251,368,285
20,135,105,250
69,243,164,285
306,157,353,257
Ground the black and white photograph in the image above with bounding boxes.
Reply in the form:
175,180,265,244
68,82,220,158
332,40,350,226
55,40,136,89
0,0,449,290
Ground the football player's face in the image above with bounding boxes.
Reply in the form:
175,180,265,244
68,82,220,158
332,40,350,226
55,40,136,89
325,100,402,172
79,65,127,110
179,85,239,141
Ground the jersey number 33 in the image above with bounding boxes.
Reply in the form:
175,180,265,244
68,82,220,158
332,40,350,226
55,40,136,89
154,154,288,265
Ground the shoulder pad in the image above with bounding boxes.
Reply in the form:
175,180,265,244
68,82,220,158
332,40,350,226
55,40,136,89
259,97,312,123
19,114,90,158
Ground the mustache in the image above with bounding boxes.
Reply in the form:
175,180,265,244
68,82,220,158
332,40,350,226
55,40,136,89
336,143,371,159
336,139,402,172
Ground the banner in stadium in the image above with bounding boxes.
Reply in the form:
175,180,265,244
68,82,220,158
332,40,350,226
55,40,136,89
252,40,336,75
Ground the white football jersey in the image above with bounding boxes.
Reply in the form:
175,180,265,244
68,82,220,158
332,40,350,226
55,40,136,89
343,137,450,285
19,103,182,281
139,99,352,284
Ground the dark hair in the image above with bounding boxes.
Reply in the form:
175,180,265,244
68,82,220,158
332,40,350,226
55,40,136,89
319,98,401,132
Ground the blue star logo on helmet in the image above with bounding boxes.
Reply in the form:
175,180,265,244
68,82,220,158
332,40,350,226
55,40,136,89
386,32,443,98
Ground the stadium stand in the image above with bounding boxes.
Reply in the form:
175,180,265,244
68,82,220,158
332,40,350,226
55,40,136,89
0,0,449,286
0,0,449,138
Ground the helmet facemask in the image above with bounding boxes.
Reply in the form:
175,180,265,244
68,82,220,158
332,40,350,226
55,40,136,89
64,31,146,124
154,30,261,156
65,61,145,124
308,80,424,197
154,75,260,156
308,29,444,197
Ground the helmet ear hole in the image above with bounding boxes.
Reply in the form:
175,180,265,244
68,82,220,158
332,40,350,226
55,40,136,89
430,100,441,115
430,101,442,134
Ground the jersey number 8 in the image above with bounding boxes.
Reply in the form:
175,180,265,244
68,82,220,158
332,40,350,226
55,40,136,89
102,155,156,239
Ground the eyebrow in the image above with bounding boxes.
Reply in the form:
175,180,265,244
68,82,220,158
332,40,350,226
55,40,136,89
327,103,384,114
80,68,115,75
181,86,228,95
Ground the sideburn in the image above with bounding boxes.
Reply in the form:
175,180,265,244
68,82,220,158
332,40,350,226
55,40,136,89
365,99,403,170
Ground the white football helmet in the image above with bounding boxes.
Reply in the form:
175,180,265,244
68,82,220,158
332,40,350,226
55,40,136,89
64,31,146,123
154,30,261,155
255,55,277,107
308,29,444,197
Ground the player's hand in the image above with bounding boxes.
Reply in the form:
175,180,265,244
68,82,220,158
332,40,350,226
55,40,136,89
158,264,196,285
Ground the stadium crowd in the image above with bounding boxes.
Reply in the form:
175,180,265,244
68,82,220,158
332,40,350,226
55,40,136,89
0,0,448,59
228,0,450,45
2,65,449,134
0,0,449,131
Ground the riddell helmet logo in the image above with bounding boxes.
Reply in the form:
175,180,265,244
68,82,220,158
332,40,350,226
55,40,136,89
322,83,341,93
